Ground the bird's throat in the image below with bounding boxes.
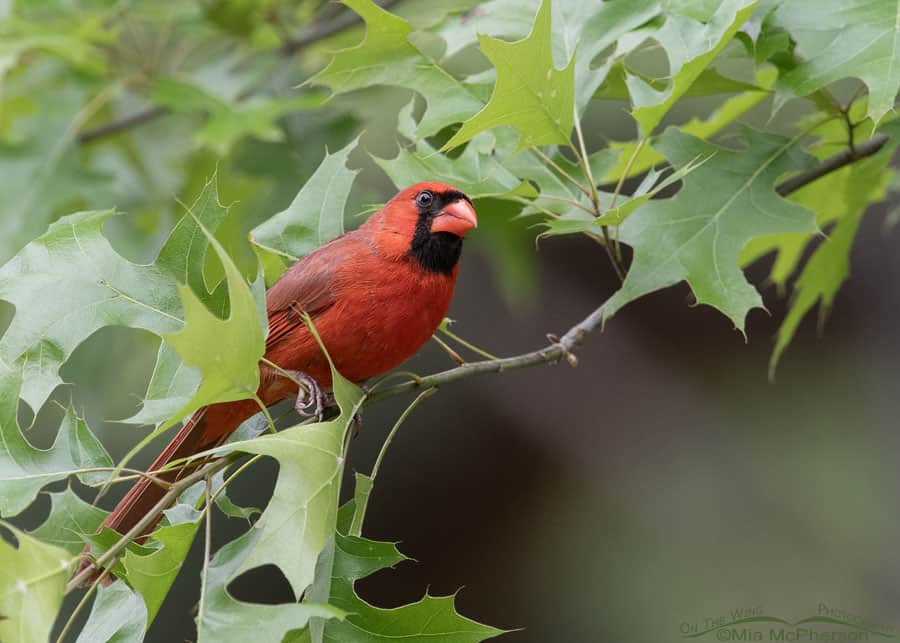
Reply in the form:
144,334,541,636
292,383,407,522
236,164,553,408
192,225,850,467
409,229,463,274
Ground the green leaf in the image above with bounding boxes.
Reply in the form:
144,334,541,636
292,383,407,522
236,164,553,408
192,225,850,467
772,0,900,125
180,468,260,520
310,0,481,137
151,78,323,155
28,486,108,555
121,505,203,625
207,337,366,599
602,67,777,182
250,138,359,284
442,0,575,151
118,194,267,476
739,109,890,287
0,80,111,268
0,169,244,417
603,127,817,331
75,581,147,643
374,105,530,199
437,0,661,113
163,220,265,420
296,500,504,643
0,361,112,517
0,17,110,75
80,528,156,581
594,65,762,100
768,140,895,372
626,0,757,136
0,209,177,413
0,523,72,643
196,529,343,643
540,155,709,237
124,341,199,427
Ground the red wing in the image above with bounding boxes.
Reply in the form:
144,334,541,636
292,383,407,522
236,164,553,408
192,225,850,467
264,234,362,351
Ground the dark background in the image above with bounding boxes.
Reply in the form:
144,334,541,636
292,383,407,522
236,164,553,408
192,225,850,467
3,4,898,639
28,186,900,642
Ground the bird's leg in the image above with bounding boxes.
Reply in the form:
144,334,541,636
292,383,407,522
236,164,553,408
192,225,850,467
286,371,325,421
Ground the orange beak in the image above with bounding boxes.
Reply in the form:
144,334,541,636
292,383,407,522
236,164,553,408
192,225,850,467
430,199,478,237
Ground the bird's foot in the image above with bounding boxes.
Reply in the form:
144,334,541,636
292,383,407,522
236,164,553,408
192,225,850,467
287,371,325,422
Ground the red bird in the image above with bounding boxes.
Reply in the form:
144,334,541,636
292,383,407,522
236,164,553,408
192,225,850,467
84,182,477,564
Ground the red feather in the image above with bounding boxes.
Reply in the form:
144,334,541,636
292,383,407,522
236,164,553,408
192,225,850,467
78,182,476,582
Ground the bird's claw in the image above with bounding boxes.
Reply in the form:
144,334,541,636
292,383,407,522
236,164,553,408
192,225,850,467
288,371,324,421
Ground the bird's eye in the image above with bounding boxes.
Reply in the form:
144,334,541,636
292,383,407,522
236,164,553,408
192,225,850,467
416,191,433,207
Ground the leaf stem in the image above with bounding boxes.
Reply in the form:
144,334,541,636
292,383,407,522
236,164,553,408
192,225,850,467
65,455,238,594
196,476,213,641
572,114,600,211
54,565,113,643
776,134,888,196
431,334,466,366
524,192,597,215
370,388,436,481
532,147,593,199
439,326,500,361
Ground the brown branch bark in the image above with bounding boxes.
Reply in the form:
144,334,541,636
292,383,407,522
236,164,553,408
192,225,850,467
776,134,889,196
64,455,237,594
64,127,893,596
366,132,896,405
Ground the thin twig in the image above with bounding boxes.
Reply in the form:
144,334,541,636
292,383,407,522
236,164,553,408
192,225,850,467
77,106,169,144
366,133,893,404
196,476,213,641
65,455,237,594
527,192,597,215
532,147,593,199
439,325,499,360
62,123,890,600
280,0,403,54
431,334,465,366
371,388,436,480
610,139,646,264
776,134,889,196
54,565,113,643
77,0,402,144
573,114,600,211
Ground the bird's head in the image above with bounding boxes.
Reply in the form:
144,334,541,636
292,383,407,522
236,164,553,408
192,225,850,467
369,182,478,274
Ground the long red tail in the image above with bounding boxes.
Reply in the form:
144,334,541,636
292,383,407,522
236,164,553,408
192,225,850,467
78,400,257,584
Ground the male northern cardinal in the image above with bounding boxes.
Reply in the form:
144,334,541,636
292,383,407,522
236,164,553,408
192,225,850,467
80,182,477,576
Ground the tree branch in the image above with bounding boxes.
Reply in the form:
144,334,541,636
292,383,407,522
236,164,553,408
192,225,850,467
77,106,169,145
65,454,238,594
776,134,889,196
280,0,402,54
366,307,596,406
64,128,893,593
367,132,895,405
76,0,401,145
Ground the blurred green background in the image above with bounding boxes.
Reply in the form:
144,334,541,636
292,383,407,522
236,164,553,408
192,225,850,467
2,0,899,641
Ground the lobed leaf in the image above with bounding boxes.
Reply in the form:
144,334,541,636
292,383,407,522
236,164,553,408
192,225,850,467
772,0,900,126
196,529,343,643
74,581,147,643
0,523,72,643
442,0,575,151
626,0,758,136
0,361,112,517
310,0,481,137
603,127,818,331
251,138,359,285
28,486,108,556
